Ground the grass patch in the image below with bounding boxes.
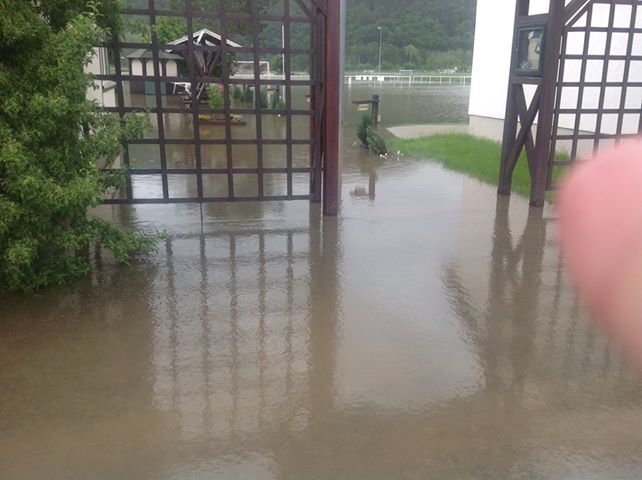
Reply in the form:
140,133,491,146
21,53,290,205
388,133,567,198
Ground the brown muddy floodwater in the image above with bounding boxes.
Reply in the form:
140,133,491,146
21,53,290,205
2,85,642,479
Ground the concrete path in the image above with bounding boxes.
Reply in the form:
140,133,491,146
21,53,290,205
387,123,469,139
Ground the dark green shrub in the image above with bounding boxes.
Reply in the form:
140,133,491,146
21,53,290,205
259,89,269,109
366,129,388,155
208,84,225,110
357,114,387,155
242,86,254,103
0,0,157,292
357,114,373,146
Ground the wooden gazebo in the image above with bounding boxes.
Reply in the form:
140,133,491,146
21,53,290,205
167,28,242,101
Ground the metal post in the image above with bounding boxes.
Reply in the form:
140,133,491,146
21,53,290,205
281,24,285,77
372,94,380,128
377,26,383,73
339,0,346,124
323,0,342,216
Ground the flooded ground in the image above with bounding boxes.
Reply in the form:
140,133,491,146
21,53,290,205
2,85,642,479
123,83,470,201
344,83,471,128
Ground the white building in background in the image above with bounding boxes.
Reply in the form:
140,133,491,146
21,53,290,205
468,0,642,152
86,47,116,107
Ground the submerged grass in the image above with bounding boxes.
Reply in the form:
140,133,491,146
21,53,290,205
388,133,568,198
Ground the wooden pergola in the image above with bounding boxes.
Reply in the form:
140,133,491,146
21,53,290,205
500,0,642,206
97,0,342,216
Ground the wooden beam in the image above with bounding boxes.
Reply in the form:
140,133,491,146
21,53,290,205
564,0,592,23
498,0,531,195
322,0,341,216
515,85,539,174
517,0,531,16
293,0,313,19
504,85,542,179
310,0,328,16
530,0,566,207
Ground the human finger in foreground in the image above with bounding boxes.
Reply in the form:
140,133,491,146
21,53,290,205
558,140,642,367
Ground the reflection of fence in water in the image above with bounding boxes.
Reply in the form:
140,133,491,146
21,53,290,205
443,200,634,395
150,227,320,440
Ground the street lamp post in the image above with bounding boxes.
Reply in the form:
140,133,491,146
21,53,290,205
377,26,383,73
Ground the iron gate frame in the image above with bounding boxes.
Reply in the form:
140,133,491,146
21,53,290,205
96,0,341,215
499,0,642,207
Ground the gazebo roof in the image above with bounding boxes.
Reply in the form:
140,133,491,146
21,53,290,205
168,28,242,49
126,49,183,61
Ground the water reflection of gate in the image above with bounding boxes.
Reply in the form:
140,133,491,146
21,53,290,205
97,0,340,215
140,199,642,478
150,214,340,442
443,197,631,394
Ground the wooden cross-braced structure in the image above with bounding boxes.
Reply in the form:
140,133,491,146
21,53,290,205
500,0,642,206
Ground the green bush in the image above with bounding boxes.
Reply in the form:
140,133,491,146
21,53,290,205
367,129,388,155
242,86,254,103
357,114,387,155
357,114,373,147
259,89,269,109
0,0,157,292
208,84,225,110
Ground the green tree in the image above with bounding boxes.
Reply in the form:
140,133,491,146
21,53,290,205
153,16,187,44
403,44,421,66
0,0,156,292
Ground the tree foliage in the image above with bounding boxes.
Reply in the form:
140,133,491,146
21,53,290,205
208,84,225,110
346,0,476,72
0,0,157,292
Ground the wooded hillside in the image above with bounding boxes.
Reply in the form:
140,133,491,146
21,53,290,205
346,0,477,72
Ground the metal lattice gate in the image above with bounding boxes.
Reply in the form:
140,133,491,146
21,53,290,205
95,0,340,214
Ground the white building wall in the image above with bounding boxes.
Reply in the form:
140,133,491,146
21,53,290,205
469,0,642,149
85,47,116,108
468,0,516,123
166,60,178,77
131,60,144,76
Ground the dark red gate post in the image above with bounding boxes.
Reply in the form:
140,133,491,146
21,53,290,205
498,0,531,197
323,0,342,216
530,0,566,207
499,0,567,207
